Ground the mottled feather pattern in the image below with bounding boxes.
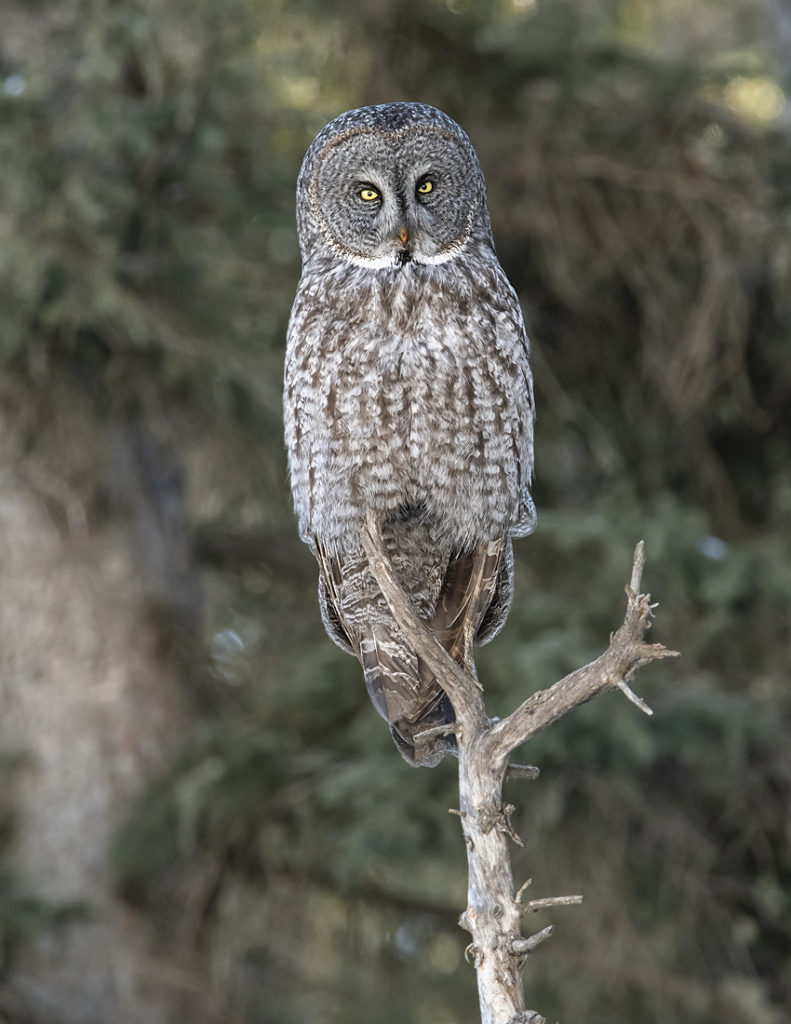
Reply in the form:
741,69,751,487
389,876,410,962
284,103,535,765
285,253,533,550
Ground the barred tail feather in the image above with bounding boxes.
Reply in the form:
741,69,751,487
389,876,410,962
314,527,511,767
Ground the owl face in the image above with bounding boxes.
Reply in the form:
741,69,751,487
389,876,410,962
299,104,490,270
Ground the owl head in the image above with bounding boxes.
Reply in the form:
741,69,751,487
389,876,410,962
296,102,494,270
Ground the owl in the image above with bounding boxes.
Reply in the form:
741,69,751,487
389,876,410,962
284,102,535,767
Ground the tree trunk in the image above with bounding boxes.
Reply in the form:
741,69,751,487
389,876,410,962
0,376,204,1023
458,736,525,1024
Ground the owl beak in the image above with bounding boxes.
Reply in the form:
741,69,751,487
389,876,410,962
398,226,409,246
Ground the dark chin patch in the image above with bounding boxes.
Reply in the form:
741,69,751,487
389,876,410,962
396,249,412,267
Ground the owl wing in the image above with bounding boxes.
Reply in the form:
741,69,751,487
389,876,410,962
314,538,431,721
430,539,507,665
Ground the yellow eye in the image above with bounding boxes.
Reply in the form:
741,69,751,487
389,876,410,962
417,180,433,195
360,187,379,201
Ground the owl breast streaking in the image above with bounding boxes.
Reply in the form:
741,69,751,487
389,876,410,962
284,102,535,766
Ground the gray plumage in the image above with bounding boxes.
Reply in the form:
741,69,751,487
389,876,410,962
284,102,535,766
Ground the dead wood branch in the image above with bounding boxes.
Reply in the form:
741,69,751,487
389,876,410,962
363,519,677,1024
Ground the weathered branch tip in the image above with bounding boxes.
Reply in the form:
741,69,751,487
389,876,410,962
521,894,584,914
509,925,554,956
630,539,646,594
506,763,541,781
617,677,654,716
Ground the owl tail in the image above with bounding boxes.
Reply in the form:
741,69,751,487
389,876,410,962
359,623,456,768
361,539,508,767
314,536,508,768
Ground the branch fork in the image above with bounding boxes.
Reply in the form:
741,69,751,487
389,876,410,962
362,513,678,1024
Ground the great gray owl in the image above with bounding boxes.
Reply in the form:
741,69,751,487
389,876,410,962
284,102,535,767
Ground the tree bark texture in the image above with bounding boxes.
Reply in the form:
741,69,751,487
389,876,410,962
363,511,677,1024
0,379,203,1023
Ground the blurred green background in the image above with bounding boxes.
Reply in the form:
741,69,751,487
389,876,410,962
0,0,789,1022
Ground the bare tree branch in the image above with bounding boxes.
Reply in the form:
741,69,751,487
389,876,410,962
486,542,677,764
363,521,678,1024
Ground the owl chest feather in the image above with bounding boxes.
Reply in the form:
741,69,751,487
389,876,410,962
286,260,529,551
